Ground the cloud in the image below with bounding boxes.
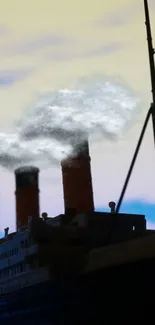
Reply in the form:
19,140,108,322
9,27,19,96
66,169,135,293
0,32,75,59
93,5,136,28
45,42,124,61
0,73,140,170
83,42,124,57
0,68,33,87
93,0,155,28
12,33,75,55
45,51,76,61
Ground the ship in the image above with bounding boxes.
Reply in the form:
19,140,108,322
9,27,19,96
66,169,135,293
0,0,155,323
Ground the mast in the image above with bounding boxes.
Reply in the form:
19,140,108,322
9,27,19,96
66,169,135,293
144,0,155,141
115,0,154,213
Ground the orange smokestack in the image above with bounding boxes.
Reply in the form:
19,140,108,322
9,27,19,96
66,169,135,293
15,166,40,230
61,138,94,220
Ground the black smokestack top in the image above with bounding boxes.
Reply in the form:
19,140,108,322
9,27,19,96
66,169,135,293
61,137,94,223
15,166,39,175
15,165,40,230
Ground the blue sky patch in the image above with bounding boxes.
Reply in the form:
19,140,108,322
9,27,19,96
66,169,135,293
96,200,155,223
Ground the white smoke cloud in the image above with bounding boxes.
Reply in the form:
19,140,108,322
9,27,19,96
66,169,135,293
0,74,141,170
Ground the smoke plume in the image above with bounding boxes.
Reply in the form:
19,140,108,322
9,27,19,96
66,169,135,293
0,74,140,170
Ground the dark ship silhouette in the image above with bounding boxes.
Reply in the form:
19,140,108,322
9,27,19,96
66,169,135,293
0,0,155,323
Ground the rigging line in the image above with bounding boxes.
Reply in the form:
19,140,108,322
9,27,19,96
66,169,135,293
115,105,152,214
143,0,155,144
144,0,155,102
115,0,155,214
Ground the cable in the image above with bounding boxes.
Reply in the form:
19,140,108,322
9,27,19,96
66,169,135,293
115,105,152,214
103,105,152,245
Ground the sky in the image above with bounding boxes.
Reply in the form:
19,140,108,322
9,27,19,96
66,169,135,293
0,0,155,236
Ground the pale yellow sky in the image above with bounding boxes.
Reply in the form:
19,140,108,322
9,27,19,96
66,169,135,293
0,0,154,126
0,0,155,232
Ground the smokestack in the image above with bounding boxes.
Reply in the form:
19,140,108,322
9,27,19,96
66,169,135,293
14,166,40,230
61,137,94,222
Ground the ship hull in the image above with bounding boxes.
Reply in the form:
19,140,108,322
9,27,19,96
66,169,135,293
0,256,155,323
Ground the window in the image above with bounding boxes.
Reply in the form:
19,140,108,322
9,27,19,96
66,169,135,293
25,239,28,248
21,240,24,249
20,263,23,273
23,263,26,272
11,266,18,276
